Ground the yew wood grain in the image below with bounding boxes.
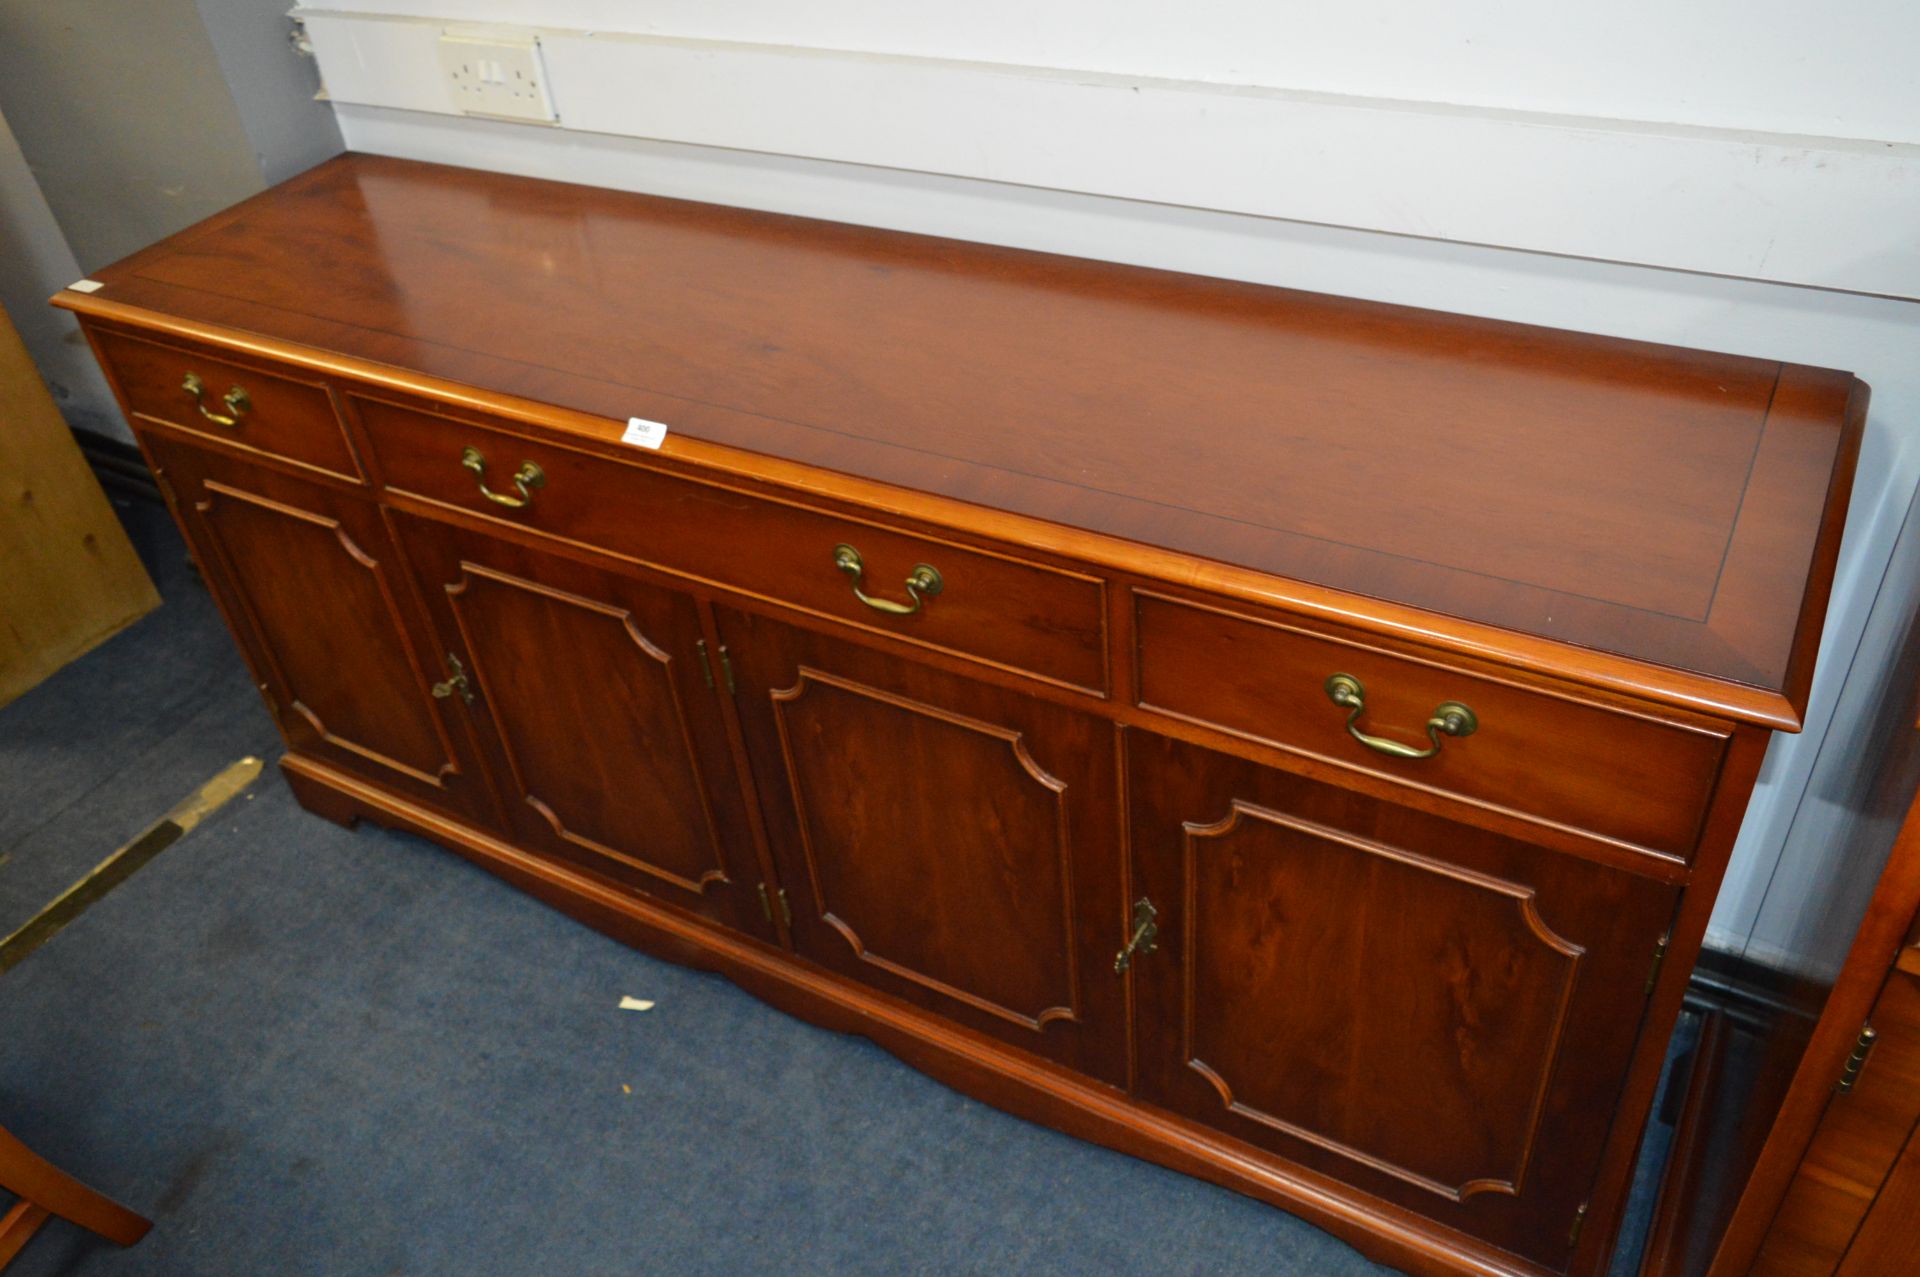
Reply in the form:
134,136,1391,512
93,327,362,482
1134,589,1732,859
1128,731,1679,1268
55,153,1862,725
392,514,773,940
144,436,495,826
717,606,1130,1088
354,393,1108,693
66,302,1831,731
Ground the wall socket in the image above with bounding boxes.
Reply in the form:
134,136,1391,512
437,29,557,124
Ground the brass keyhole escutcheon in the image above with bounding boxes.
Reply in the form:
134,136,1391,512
1113,897,1159,974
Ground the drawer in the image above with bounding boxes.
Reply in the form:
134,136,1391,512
356,397,1108,692
92,329,361,481
1133,590,1730,857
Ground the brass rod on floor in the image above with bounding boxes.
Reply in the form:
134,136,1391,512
0,756,264,973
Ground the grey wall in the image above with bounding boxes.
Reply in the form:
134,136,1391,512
0,112,120,437
0,0,267,272
0,0,343,441
195,0,344,186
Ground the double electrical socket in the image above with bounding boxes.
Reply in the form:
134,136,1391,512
437,28,557,124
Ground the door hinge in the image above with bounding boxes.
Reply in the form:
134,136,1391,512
718,644,737,695
430,651,475,705
756,885,792,928
696,639,716,690
1644,932,1671,995
1837,1023,1879,1093
1568,1201,1589,1250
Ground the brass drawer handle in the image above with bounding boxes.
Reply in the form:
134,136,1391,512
181,372,251,426
833,543,942,616
1323,673,1477,760
461,445,545,510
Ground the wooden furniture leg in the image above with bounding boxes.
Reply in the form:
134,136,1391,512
0,1123,150,1268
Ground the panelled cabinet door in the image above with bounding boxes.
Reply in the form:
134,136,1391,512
148,437,494,824
394,514,773,940
717,607,1128,1085
1126,731,1678,1269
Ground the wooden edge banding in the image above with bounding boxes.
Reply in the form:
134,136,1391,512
280,752,1560,1277
53,295,1810,730
1574,724,1771,1273
1777,374,1870,725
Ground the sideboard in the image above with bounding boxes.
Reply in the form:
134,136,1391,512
54,154,1863,1277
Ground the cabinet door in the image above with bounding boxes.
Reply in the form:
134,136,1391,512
149,436,494,824
1127,731,1678,1268
718,608,1128,1085
395,514,772,940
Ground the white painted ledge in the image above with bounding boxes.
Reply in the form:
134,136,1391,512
298,9,1920,301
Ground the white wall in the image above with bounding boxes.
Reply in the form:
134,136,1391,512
303,0,1920,142
301,4,1920,962
299,4,1920,299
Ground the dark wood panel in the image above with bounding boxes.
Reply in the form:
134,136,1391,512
718,607,1128,1085
393,514,772,939
1135,589,1731,858
357,395,1108,693
1127,730,1679,1268
56,154,1862,719
92,327,361,481
144,436,491,824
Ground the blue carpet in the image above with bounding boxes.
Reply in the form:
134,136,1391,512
0,500,280,939
0,504,1403,1275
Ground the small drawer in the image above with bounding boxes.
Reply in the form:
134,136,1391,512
357,397,1108,692
1134,590,1730,857
93,329,361,481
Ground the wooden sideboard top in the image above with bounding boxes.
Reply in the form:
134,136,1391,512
57,153,1861,729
